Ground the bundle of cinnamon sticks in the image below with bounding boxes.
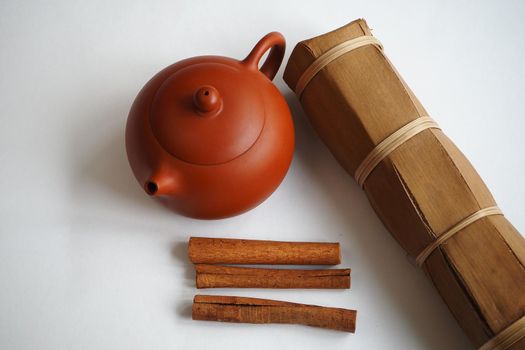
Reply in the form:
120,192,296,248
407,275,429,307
188,237,357,332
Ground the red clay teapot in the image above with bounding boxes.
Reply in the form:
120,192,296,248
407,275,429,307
125,32,294,219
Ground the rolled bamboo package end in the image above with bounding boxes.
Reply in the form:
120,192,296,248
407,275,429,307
188,237,341,265
192,295,357,332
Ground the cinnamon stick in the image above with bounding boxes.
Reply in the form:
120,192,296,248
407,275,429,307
188,237,341,265
192,295,356,332
195,264,351,289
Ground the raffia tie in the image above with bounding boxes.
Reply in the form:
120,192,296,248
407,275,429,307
479,315,525,350
294,35,383,97
416,206,515,350
416,206,503,267
354,116,439,187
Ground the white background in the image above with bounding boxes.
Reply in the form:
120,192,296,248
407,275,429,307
1,1,524,349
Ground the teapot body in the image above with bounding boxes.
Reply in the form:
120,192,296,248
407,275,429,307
125,33,294,219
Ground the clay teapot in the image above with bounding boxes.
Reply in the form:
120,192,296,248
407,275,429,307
125,32,294,219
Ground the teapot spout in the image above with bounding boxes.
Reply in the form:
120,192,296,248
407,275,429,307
144,169,179,196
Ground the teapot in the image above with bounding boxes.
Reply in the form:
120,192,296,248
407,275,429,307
125,32,294,219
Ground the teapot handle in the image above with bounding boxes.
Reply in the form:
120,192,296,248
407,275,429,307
242,32,285,81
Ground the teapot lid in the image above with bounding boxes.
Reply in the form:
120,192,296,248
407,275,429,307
149,32,285,165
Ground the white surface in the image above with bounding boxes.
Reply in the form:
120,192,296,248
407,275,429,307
1,1,524,349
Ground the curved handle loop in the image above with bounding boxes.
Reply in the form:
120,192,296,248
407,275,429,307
242,32,285,81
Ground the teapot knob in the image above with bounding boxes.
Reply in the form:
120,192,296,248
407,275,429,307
193,85,222,115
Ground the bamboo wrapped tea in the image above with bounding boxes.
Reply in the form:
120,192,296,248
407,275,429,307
284,19,525,349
